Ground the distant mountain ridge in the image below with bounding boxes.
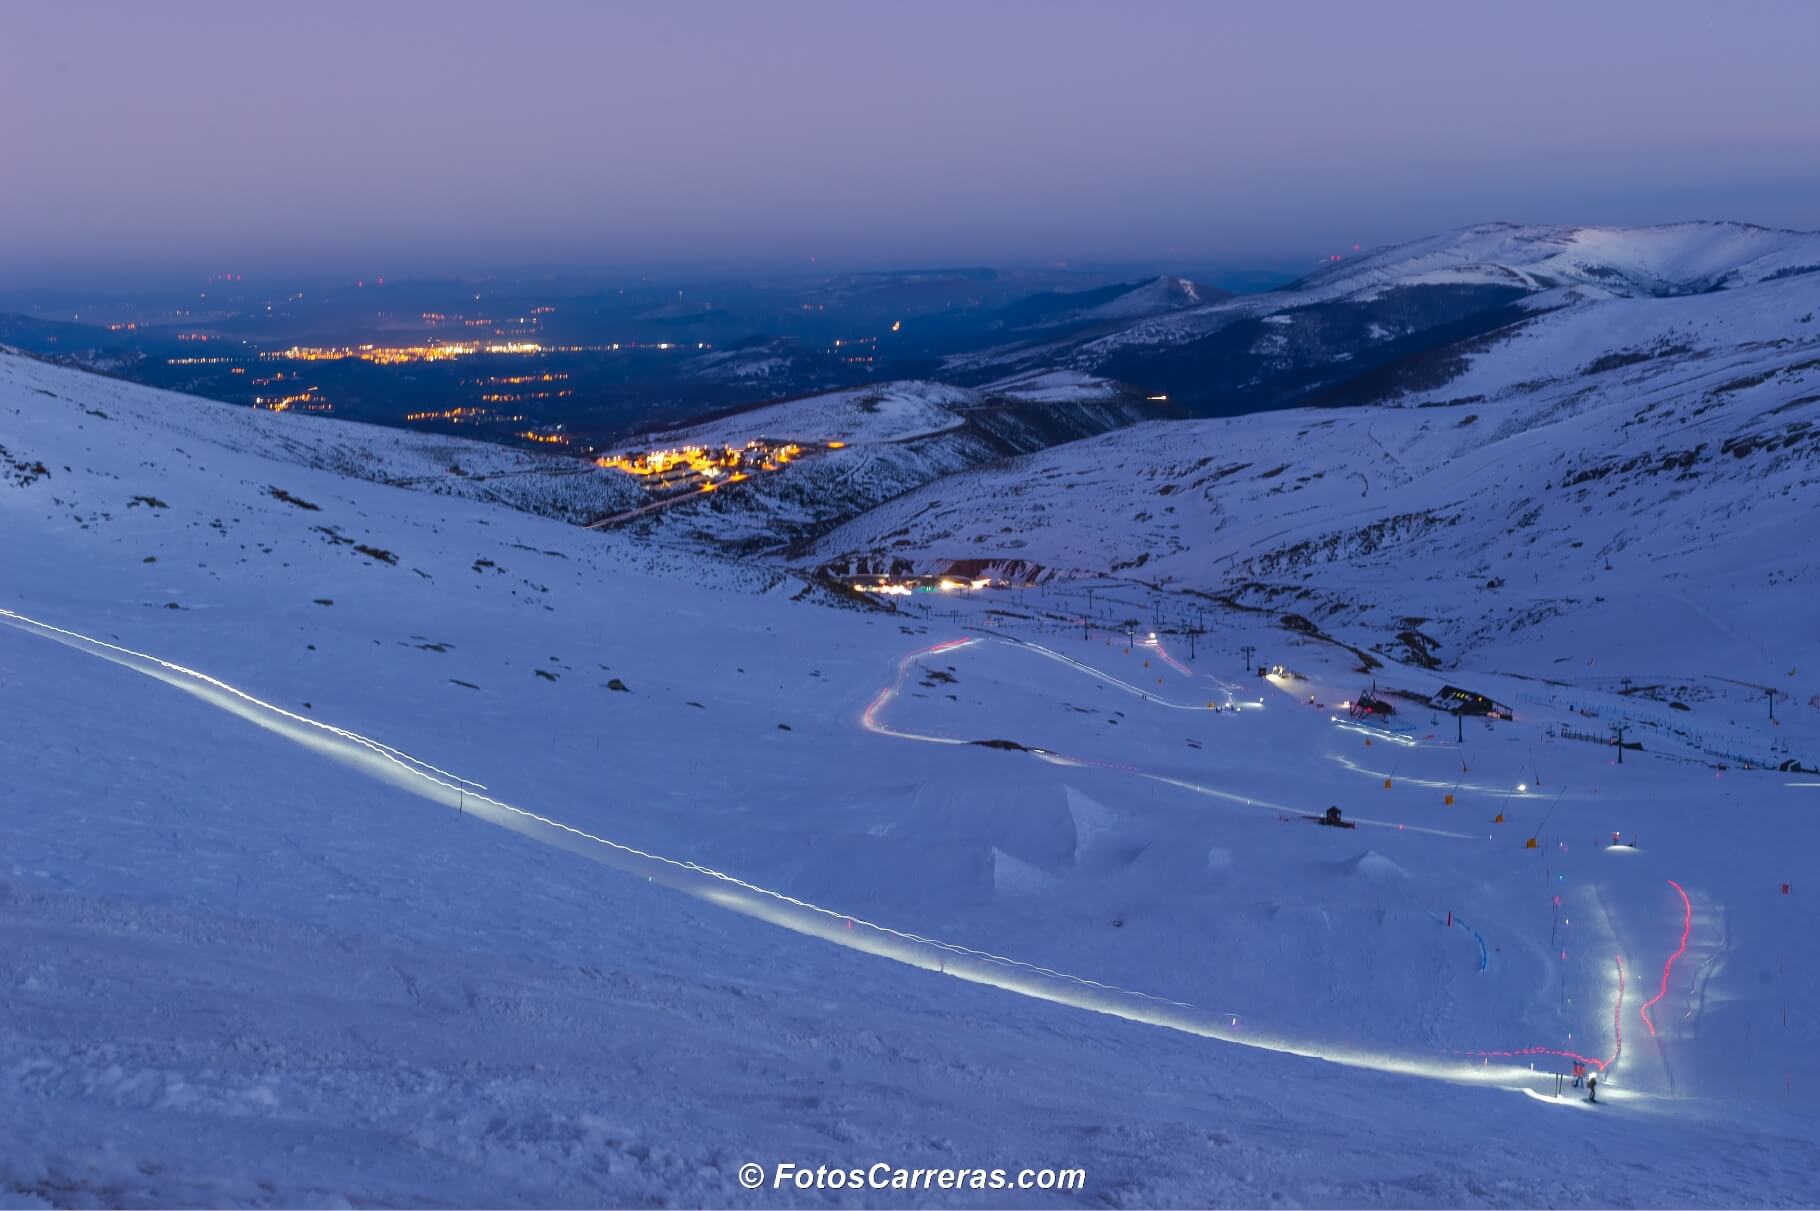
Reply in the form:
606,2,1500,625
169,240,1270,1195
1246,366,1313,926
989,275,1214,334
947,220,1820,416
803,247,1820,695
1285,220,1820,299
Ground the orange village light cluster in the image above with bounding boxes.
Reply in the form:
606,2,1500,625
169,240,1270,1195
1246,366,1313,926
597,440,804,481
267,341,548,365
856,575,994,596
254,386,331,413
404,406,490,423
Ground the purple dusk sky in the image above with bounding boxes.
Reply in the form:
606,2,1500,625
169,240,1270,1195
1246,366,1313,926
4,0,1818,283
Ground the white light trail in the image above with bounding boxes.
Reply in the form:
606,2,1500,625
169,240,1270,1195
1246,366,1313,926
866,633,1484,841
0,606,1568,1095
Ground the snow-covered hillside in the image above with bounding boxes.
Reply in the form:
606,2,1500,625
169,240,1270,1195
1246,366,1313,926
1113,221,1820,353
1074,275,1205,321
1290,221,1820,301
808,271,1820,765
639,381,982,448
0,349,646,525
986,276,1210,335
596,377,1152,556
5,331,1820,1208
946,222,1820,419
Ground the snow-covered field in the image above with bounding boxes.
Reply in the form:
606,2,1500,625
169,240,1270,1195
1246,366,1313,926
4,317,1820,1210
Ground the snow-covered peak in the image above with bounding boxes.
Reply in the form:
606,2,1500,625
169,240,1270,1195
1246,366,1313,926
952,221,1820,405
1074,274,1206,321
1294,220,1820,299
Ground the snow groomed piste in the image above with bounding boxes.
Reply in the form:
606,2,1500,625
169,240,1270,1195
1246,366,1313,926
2,604,1671,1101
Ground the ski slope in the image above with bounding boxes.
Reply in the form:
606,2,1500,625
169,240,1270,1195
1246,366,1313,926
4,348,1819,1206
808,269,1820,758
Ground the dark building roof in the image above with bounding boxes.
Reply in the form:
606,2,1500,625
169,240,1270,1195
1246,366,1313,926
1429,685,1515,718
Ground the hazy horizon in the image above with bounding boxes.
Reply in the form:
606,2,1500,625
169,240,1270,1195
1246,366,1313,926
0,254,1311,300
5,0,1819,288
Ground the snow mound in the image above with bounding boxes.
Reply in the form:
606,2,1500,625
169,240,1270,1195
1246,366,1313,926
991,847,1058,896
1064,785,1124,863
1336,850,1410,881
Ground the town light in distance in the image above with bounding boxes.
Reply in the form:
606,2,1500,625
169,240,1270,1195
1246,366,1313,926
856,575,996,596
271,341,548,365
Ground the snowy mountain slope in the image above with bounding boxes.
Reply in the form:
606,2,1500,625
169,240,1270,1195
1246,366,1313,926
804,271,1820,755
638,381,982,448
692,343,799,383
1107,221,1820,351
595,378,1155,556
944,222,1820,417
981,369,1131,404
13,679,1814,1211
1289,221,1820,301
1074,275,1206,321
1,347,645,524
6,350,1820,1205
985,276,1211,335
639,375,1135,452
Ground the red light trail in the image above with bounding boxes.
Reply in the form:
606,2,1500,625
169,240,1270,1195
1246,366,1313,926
1640,879,1692,1038
1471,953,1624,1072
859,638,978,739
1149,637,1194,676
